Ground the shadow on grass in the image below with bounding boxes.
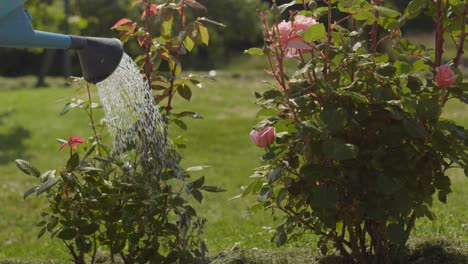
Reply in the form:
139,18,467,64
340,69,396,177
407,239,468,264
208,239,467,264
0,110,31,165
0,240,466,264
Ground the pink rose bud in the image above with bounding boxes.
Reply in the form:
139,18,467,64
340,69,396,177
435,64,456,88
250,127,276,148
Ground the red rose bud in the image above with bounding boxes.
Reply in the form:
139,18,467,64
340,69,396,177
435,64,457,88
250,127,276,148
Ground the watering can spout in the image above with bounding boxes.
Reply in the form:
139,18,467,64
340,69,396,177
70,36,124,84
0,0,123,84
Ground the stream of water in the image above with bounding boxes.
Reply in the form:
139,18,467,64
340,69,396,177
96,53,180,178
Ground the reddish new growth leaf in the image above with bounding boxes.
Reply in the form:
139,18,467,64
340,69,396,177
142,4,158,19
111,18,133,29
111,18,137,36
59,136,85,151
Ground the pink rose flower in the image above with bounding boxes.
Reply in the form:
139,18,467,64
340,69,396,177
250,127,276,148
435,64,457,88
276,15,317,58
59,135,85,151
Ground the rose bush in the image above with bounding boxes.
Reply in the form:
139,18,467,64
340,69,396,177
244,0,467,263
17,1,223,263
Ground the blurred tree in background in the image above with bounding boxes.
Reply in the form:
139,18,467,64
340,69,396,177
183,0,267,69
0,0,434,81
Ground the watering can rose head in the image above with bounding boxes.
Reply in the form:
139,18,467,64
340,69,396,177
435,64,457,87
59,135,85,151
250,127,276,148
276,15,317,58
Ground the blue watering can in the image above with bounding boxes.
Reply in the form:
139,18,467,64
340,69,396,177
0,0,123,83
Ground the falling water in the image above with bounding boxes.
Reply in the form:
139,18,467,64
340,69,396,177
96,53,181,179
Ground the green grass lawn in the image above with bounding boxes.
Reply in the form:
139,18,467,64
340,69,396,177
0,72,467,263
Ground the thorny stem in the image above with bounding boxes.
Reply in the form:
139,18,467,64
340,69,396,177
64,241,83,264
86,82,102,156
257,9,300,122
165,0,186,115
257,10,284,87
91,233,97,264
331,14,354,30
166,65,178,114
120,252,130,264
323,0,333,77
454,3,468,67
434,0,445,69
369,0,382,55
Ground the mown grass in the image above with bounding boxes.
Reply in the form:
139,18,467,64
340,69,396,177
0,72,467,263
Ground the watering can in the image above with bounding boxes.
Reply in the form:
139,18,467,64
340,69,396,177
0,0,123,84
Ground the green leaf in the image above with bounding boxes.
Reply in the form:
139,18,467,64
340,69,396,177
57,228,77,240
198,24,209,45
256,108,277,118
274,226,287,247
38,227,47,239
320,107,348,132
201,186,226,192
405,0,430,20
184,36,195,52
39,170,56,183
78,223,99,235
438,191,449,204
173,119,187,130
374,6,401,18
244,47,264,56
276,188,287,207
303,23,326,42
191,176,205,189
353,11,377,24
66,153,80,172
15,159,40,178
177,84,192,101
278,1,298,14
24,186,39,199
174,111,203,119
434,174,452,191
415,204,435,220
192,189,203,203
395,61,412,75
83,144,97,160
241,179,262,197
268,165,284,184
322,141,359,160
161,12,174,36
186,166,210,172
59,103,72,116
168,58,182,76
36,176,61,196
